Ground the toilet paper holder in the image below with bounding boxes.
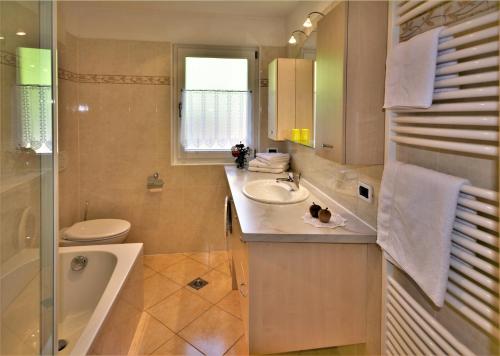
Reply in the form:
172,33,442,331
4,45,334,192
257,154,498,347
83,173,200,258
147,172,164,191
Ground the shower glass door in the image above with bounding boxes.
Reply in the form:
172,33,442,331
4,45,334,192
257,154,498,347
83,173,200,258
0,1,56,354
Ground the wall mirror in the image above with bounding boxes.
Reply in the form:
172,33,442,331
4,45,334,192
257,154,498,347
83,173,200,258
269,1,387,162
295,31,316,148
268,29,316,148
297,31,316,61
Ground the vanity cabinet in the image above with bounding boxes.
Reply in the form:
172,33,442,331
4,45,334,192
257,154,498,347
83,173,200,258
315,1,387,164
268,58,314,141
227,198,381,354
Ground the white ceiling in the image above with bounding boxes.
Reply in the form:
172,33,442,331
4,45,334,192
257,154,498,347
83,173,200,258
63,1,307,19
59,1,331,46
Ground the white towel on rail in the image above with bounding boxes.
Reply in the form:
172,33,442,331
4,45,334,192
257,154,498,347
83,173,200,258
377,161,468,307
383,26,444,109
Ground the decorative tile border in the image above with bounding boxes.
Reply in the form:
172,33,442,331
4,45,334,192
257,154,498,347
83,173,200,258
400,1,498,41
0,50,17,67
60,69,171,85
58,68,79,82
78,73,170,85
260,78,268,88
5,57,171,86
58,67,170,86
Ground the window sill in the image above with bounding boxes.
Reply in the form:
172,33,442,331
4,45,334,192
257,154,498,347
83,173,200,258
183,149,231,153
172,159,235,166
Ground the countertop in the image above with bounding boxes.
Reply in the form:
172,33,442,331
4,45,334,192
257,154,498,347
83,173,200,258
225,166,377,243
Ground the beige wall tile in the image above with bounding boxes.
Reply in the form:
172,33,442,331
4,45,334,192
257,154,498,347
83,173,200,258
287,141,381,228
59,37,231,254
58,31,81,229
78,38,131,75
128,40,163,76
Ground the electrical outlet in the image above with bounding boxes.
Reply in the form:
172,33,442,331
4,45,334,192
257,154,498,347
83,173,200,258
358,181,373,203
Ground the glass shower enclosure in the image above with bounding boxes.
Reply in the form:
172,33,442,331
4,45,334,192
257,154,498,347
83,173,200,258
0,1,57,354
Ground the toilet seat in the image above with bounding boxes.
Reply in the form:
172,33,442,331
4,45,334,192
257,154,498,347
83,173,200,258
63,219,131,242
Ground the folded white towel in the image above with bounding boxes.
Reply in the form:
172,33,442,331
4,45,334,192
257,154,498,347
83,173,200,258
384,26,444,109
255,152,290,163
256,157,289,165
249,158,288,169
377,161,468,307
248,166,288,174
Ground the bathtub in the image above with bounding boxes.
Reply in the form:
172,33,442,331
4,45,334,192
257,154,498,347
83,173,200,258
59,243,144,355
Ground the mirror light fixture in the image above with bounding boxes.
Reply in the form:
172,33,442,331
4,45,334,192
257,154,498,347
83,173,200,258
303,11,325,28
16,31,27,36
288,30,306,45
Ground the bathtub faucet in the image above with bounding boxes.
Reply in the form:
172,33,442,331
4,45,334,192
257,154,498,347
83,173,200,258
71,256,88,271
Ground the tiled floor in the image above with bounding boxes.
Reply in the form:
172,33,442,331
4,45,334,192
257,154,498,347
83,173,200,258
128,251,248,356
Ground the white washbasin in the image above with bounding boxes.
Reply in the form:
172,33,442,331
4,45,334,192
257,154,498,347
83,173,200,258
242,179,310,204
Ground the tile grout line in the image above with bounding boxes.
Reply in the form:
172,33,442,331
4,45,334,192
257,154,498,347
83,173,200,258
175,332,209,356
143,274,184,310
216,292,243,321
223,334,245,356
175,304,243,354
140,252,236,355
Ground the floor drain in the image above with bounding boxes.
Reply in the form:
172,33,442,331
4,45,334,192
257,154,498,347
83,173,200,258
188,277,209,290
58,339,68,351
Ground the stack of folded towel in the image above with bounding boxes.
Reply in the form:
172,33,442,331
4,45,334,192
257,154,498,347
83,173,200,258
248,153,290,173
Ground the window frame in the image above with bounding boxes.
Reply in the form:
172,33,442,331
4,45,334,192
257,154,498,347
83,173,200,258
172,44,258,165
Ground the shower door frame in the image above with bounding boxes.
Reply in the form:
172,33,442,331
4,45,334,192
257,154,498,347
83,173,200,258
39,0,58,354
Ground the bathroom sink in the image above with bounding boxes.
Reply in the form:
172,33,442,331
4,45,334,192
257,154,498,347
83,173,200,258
242,179,310,204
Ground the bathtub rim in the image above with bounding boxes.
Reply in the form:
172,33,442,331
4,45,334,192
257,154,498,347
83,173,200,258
59,243,143,356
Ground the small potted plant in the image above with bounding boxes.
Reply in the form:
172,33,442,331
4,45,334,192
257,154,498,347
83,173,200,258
231,142,250,169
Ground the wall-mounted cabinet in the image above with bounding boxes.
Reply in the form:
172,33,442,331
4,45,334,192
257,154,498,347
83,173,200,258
315,1,387,165
268,58,314,144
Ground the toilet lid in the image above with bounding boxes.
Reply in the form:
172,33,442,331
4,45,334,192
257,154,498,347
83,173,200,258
63,219,131,241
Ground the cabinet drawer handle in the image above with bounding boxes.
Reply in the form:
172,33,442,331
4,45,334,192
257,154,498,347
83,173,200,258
225,196,233,235
322,143,333,149
239,282,248,297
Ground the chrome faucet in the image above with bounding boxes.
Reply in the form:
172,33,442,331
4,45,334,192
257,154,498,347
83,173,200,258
276,172,301,191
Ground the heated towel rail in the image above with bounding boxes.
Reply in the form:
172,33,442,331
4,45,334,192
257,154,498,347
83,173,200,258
385,1,499,354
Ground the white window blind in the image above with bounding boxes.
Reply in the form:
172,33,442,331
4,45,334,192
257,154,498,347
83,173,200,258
181,89,251,151
180,56,252,152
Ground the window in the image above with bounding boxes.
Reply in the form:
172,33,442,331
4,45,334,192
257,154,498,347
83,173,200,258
173,45,257,164
17,47,53,154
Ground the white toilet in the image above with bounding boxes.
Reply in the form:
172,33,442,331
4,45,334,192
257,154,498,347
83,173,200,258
59,219,131,247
